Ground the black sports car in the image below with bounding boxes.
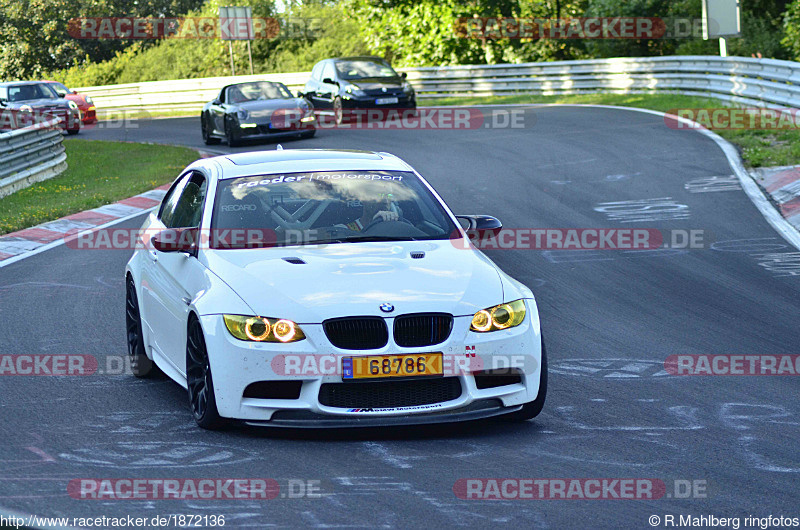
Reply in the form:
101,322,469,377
0,81,81,134
302,56,416,125
201,81,316,147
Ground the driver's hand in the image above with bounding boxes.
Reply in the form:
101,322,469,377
372,210,399,222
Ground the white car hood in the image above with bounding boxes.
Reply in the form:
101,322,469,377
203,240,504,323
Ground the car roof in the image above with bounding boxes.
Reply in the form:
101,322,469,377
199,149,414,179
0,81,47,88
332,56,389,63
225,80,284,88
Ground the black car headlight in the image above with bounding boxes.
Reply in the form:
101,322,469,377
470,300,526,333
224,315,306,343
236,110,248,121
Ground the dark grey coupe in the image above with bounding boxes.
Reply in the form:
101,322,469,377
200,81,316,147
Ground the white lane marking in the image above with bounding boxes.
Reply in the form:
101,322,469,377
362,441,421,469
720,403,800,473
38,219,95,233
92,203,146,217
684,175,741,193
0,207,154,269
594,197,690,223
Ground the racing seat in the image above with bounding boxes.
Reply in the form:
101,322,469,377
213,193,271,248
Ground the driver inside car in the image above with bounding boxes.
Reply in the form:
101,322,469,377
349,194,400,231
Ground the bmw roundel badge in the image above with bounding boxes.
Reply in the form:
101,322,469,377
379,303,394,313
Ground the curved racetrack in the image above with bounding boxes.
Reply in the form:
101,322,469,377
1,106,799,527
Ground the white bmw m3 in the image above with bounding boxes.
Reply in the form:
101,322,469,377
125,149,546,429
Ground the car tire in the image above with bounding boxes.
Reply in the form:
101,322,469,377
66,128,80,135
501,335,548,421
201,114,220,145
225,117,242,148
300,129,316,139
186,316,226,430
125,276,156,378
333,97,344,125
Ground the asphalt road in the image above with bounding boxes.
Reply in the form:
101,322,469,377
1,106,799,528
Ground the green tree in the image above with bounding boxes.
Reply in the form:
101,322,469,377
0,0,207,80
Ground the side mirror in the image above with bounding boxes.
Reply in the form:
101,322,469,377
322,78,338,86
0,98,7,107
211,99,221,105
401,72,408,79
296,91,304,98
152,227,198,254
455,215,502,236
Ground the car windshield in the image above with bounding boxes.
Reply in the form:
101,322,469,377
226,82,292,103
6,83,58,102
211,170,458,248
335,60,398,80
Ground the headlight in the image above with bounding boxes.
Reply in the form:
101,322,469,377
68,101,78,109
85,96,93,104
402,81,414,94
236,109,248,120
470,300,526,333
345,85,366,97
223,315,306,343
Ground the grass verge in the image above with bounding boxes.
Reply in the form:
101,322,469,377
421,93,800,168
0,139,199,235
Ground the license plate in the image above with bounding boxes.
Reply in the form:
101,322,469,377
343,353,442,380
375,97,399,105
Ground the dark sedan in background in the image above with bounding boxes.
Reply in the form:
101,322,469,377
302,56,416,124
201,81,316,147
0,81,81,134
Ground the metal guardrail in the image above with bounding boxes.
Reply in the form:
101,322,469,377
0,117,68,198
74,55,800,116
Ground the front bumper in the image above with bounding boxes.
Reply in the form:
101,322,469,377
235,116,316,139
199,299,542,426
342,94,416,110
244,399,518,428
80,106,97,124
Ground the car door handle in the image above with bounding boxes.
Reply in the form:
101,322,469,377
181,296,192,306
149,250,158,262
